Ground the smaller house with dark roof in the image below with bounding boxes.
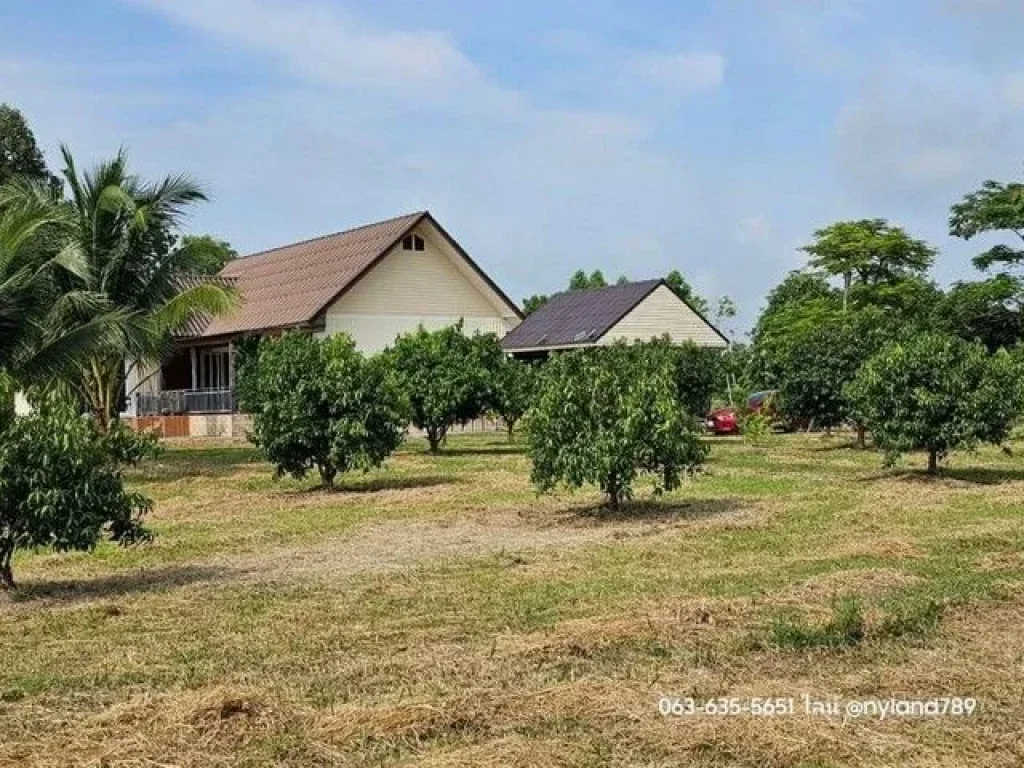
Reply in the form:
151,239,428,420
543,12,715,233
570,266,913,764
500,279,728,358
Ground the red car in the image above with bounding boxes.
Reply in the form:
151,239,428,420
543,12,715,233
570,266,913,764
705,407,739,435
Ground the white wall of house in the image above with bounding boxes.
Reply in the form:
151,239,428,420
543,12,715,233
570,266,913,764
320,221,520,353
599,285,728,348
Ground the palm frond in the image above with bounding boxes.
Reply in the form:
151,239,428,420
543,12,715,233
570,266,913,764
153,279,239,336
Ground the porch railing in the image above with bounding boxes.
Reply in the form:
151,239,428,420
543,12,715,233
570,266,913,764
136,389,234,416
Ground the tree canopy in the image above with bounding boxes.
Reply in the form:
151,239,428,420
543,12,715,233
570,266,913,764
55,146,237,427
246,333,407,488
950,178,1024,272
178,234,238,275
846,334,1024,474
528,342,707,508
0,104,60,192
0,391,156,588
801,219,935,311
384,323,499,453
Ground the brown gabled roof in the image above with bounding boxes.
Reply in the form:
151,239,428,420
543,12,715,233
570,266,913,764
186,211,521,339
500,278,729,352
184,212,421,338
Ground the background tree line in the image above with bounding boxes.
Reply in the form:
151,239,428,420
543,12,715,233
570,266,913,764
739,170,1024,472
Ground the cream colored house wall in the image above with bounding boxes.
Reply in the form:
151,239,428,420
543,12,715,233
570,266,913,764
599,285,727,348
322,221,519,353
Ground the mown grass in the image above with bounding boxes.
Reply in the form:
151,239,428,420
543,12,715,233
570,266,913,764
1,432,1023,767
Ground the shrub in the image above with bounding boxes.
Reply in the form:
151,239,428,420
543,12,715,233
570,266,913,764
846,333,1024,473
247,333,407,488
669,340,722,419
739,408,772,442
383,323,500,453
0,392,156,589
528,342,708,508
492,358,537,439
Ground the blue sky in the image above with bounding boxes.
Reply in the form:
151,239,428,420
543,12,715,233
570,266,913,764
2,0,1023,334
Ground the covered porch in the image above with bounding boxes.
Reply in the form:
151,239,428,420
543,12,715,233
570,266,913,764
132,340,237,417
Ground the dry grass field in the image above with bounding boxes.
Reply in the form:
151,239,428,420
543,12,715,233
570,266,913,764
1,433,1023,767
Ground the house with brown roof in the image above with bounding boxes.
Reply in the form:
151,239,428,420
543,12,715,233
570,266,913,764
126,211,522,436
500,279,728,358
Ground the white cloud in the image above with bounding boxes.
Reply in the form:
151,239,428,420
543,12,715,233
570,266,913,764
131,0,483,95
625,51,726,92
832,56,1023,212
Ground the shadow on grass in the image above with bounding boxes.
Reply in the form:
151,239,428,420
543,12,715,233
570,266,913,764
434,445,525,457
133,445,264,482
857,464,1024,485
296,474,459,495
570,497,745,524
4,564,227,605
813,440,867,452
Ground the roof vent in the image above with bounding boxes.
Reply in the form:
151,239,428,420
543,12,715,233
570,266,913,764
573,331,589,342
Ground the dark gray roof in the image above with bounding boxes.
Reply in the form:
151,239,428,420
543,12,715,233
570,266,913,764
501,279,664,351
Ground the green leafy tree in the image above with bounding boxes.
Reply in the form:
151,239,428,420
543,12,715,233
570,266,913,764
0,104,60,192
384,323,495,453
846,334,1024,474
568,269,607,291
55,146,237,428
776,311,892,441
247,333,407,488
522,293,549,315
665,269,710,315
492,357,536,439
177,234,238,275
528,342,707,508
667,339,722,419
801,219,935,312
463,331,506,423
933,275,1024,352
950,177,1024,272
762,271,838,314
0,391,156,589
715,296,737,322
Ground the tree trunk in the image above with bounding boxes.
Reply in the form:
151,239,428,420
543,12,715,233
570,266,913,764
319,463,337,490
856,423,867,449
927,449,938,475
605,477,621,510
506,419,516,442
427,427,444,454
842,273,851,314
0,545,15,591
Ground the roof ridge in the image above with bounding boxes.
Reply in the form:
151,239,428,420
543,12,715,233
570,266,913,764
227,210,427,267
547,277,662,299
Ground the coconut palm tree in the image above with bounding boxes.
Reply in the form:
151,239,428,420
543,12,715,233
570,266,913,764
57,147,237,428
0,179,128,401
